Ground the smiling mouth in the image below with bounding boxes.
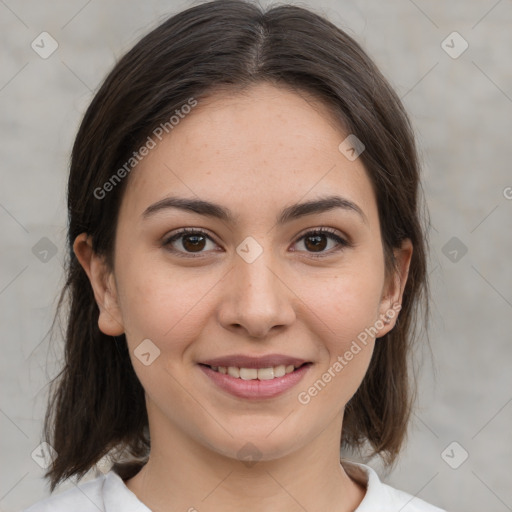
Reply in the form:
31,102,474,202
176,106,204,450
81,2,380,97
199,362,311,381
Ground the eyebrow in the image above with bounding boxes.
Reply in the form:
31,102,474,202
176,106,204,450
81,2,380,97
142,194,368,226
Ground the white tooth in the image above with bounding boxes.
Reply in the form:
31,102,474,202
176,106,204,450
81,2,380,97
227,366,240,378
220,364,298,379
240,368,258,380
274,365,286,377
257,367,275,380
211,366,218,371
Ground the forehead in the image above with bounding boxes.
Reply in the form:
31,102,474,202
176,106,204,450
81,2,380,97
118,82,379,230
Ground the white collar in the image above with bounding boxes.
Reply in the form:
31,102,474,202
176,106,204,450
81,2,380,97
101,460,443,512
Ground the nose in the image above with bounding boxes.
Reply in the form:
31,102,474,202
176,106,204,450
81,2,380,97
217,249,296,339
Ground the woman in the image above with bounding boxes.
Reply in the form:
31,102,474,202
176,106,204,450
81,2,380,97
24,0,445,510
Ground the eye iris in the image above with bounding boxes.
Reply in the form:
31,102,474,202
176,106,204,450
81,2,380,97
305,234,327,252
183,234,206,252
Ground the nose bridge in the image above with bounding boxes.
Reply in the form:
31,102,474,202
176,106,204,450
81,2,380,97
235,241,283,305
219,237,295,337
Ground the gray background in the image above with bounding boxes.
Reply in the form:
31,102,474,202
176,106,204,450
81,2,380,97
1,1,511,511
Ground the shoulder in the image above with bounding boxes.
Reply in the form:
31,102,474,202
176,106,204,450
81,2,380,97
22,471,150,512
343,460,448,512
372,480,447,512
22,473,108,512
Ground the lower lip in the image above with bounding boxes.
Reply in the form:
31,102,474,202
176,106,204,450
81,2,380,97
198,364,311,400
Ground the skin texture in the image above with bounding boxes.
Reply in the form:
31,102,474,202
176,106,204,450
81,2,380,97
74,82,412,512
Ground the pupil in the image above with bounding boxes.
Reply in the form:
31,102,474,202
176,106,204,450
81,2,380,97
183,235,205,251
305,235,326,252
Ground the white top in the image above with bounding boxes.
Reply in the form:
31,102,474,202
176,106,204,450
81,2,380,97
22,461,446,512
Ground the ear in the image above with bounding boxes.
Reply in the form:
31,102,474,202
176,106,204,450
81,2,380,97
376,238,413,338
73,233,125,336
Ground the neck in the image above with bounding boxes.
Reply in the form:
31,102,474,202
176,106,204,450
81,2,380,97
125,410,366,512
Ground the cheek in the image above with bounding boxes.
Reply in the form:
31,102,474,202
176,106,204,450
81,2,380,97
115,254,219,350
313,260,385,342
299,256,384,401
115,258,213,408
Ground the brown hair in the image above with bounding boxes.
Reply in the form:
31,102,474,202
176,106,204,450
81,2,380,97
44,0,429,491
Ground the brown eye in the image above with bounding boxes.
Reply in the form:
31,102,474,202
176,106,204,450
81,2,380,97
303,233,328,252
163,228,217,257
292,228,350,258
181,233,207,252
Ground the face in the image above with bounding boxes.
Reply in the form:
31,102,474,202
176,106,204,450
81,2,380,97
75,82,412,462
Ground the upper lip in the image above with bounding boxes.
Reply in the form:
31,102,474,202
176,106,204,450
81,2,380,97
199,354,309,369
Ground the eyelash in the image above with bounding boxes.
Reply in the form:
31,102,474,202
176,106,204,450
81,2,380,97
162,227,351,259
